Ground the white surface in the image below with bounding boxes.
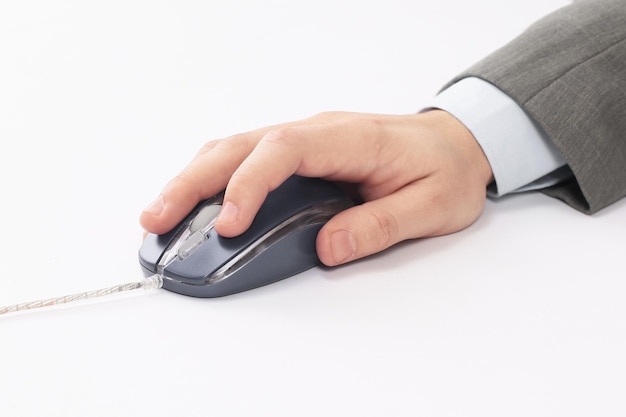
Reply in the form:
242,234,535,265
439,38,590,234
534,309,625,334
2,1,625,416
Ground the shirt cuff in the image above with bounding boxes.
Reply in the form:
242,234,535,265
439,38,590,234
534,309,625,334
427,77,569,196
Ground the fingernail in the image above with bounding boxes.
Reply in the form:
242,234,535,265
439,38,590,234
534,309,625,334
218,201,239,224
143,196,164,216
330,230,356,264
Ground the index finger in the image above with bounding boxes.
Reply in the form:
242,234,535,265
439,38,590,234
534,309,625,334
140,129,267,234
214,117,391,237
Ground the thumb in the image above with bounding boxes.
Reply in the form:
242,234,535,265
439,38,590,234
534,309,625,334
316,177,486,266
315,197,408,267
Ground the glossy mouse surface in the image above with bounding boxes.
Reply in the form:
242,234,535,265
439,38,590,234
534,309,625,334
138,176,353,297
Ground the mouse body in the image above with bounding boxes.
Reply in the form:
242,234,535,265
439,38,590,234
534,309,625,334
138,176,353,297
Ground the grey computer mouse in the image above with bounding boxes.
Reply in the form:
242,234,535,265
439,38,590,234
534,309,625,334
138,176,353,297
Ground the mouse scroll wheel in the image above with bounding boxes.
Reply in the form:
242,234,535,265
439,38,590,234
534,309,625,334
178,204,222,260
190,204,222,233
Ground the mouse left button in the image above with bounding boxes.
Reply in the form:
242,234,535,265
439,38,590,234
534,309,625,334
138,232,173,274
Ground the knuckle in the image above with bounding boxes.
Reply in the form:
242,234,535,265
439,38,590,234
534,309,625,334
195,140,217,157
229,168,260,188
261,127,296,146
172,170,199,190
310,110,345,120
219,133,254,152
163,171,201,202
363,116,388,140
367,207,399,249
195,134,253,157
318,110,339,118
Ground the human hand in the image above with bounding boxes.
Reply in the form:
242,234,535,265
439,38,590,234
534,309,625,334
140,110,493,266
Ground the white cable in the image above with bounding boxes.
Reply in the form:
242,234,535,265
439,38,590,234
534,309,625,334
0,274,163,316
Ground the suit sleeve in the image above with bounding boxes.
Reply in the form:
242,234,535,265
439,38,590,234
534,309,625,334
447,0,626,214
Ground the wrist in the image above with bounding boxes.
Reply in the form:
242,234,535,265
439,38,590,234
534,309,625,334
420,110,494,187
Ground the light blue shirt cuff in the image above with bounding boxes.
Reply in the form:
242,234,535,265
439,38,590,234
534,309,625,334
428,77,570,196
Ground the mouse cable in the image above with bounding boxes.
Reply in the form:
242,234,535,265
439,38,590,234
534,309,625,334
0,274,163,316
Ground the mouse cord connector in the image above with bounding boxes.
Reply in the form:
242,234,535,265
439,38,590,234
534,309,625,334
0,274,163,316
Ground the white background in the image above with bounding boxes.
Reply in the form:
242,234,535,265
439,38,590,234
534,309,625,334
2,1,625,416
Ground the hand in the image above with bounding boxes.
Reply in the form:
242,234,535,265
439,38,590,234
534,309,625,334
140,110,493,266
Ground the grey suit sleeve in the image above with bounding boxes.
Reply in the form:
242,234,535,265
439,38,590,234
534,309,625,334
448,0,626,214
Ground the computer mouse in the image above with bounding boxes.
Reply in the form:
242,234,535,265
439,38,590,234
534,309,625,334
138,175,353,297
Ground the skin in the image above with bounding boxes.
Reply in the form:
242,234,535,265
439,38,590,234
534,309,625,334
140,110,494,266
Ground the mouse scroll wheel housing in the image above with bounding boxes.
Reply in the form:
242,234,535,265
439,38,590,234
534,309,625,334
178,204,222,259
